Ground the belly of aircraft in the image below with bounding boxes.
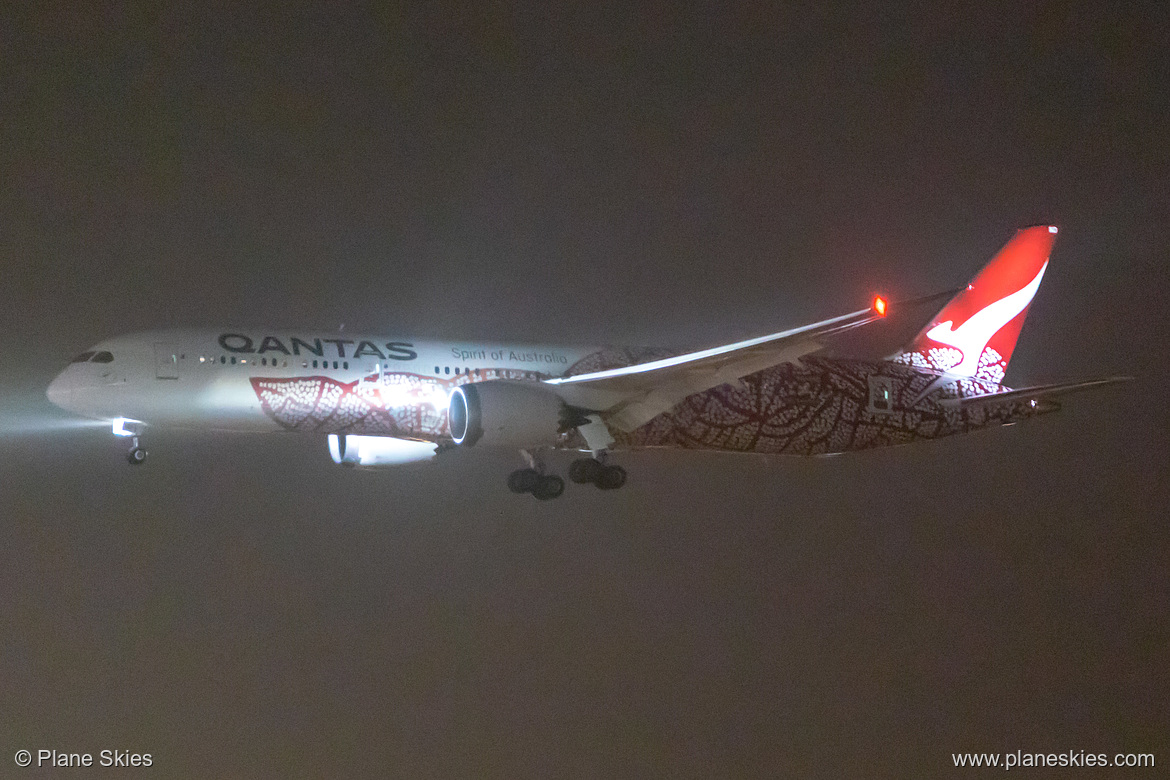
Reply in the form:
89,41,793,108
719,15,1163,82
611,358,1044,456
218,358,1047,455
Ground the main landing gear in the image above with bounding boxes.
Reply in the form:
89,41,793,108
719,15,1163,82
507,450,626,499
567,457,627,490
506,449,565,501
507,468,565,500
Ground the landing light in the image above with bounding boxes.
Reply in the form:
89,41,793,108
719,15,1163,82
112,417,139,437
1048,226,1058,234
873,296,888,317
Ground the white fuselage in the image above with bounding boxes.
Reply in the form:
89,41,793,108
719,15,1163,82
46,329,599,435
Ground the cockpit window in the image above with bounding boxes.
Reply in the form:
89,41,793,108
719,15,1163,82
71,351,96,363
91,351,114,363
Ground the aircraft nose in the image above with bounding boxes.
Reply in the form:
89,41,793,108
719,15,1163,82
46,372,72,410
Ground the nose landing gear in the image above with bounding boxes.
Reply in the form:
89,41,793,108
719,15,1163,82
125,435,148,466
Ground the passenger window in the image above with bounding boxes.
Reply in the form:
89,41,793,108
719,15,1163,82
333,361,338,369
434,366,440,374
91,351,114,363
220,356,226,364
343,361,348,369
444,366,450,375
231,356,237,365
454,367,460,375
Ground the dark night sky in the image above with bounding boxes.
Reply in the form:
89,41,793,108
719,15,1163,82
2,1,1167,776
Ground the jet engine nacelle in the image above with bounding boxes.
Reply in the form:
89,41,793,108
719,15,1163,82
328,434,438,468
448,381,567,448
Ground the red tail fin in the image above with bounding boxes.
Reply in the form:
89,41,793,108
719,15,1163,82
893,226,1057,384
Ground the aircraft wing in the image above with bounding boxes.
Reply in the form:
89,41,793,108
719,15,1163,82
546,303,888,431
938,376,1133,410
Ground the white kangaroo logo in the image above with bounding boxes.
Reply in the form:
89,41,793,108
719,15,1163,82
925,260,1048,377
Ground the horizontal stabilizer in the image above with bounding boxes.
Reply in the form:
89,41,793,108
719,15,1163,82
938,376,1132,409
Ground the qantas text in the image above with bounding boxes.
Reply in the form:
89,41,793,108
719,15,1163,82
218,334,417,361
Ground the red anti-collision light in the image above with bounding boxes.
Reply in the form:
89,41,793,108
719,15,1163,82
873,296,888,316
